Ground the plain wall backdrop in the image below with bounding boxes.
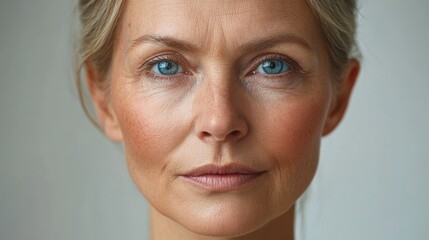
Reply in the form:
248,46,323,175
1,0,428,239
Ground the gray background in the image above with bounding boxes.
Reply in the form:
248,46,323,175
1,0,428,239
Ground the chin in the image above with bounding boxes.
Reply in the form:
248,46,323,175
182,210,268,237
166,195,283,238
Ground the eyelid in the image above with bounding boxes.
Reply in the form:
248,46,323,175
137,53,192,75
245,54,303,76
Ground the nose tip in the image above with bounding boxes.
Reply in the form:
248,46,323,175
198,115,248,143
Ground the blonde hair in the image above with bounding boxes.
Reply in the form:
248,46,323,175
76,0,124,128
76,0,358,125
308,0,359,76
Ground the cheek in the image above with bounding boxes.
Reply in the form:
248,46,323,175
259,94,330,207
112,93,190,198
267,99,327,154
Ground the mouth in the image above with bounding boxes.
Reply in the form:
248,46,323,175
180,163,266,192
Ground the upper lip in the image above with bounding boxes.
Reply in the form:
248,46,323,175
182,163,264,176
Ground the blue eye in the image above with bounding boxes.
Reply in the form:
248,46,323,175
256,60,291,75
152,61,183,75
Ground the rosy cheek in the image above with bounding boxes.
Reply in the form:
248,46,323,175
119,105,168,155
112,90,191,177
263,97,329,162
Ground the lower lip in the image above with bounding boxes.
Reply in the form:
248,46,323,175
181,173,264,192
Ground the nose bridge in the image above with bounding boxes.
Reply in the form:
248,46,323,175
193,70,248,143
209,82,235,130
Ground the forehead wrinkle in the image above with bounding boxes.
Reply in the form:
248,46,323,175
125,0,319,59
205,18,232,58
201,5,316,57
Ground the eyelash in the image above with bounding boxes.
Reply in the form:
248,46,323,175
136,53,302,82
137,54,190,83
247,54,302,77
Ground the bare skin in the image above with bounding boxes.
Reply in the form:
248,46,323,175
150,205,294,240
87,0,359,239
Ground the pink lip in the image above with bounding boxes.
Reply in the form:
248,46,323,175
180,163,265,192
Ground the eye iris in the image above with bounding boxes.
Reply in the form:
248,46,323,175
261,60,289,74
157,61,179,75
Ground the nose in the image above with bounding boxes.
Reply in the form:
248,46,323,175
194,80,249,144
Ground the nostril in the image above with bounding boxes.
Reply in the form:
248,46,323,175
200,131,211,138
230,130,241,137
200,130,242,141
195,112,249,143
199,129,242,142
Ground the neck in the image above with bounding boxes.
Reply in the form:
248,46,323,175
150,205,294,240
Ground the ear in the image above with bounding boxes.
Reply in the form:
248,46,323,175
322,59,360,136
85,63,123,142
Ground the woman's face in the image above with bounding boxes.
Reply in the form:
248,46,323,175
91,0,356,237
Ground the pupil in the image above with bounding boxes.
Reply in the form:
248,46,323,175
263,61,277,69
262,60,284,74
256,59,290,75
160,61,171,70
158,61,178,75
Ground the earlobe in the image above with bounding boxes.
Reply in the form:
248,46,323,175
85,63,123,142
322,59,360,136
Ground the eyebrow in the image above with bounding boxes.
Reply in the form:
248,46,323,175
129,35,198,52
129,33,313,53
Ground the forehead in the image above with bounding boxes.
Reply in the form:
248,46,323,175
117,0,321,56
